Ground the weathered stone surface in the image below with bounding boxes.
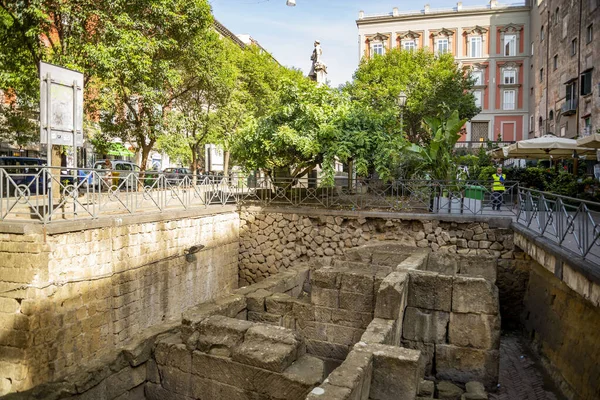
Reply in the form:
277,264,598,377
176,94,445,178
374,271,408,320
312,287,339,308
465,381,485,394
456,255,497,283
354,342,423,400
306,339,350,361
437,381,464,399
426,253,457,276
182,294,247,329
407,270,453,312
339,291,373,313
196,315,253,355
436,345,499,389
306,383,352,399
247,311,283,326
448,313,500,350
312,267,340,289
401,339,435,377
145,382,193,400
452,277,499,315
402,307,449,344
325,350,373,400
418,379,434,397
266,293,296,315
360,318,395,345
282,354,325,387
246,289,272,312
340,270,374,295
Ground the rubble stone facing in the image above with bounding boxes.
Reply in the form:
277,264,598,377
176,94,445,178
238,211,514,286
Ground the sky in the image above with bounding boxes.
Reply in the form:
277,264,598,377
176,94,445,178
209,0,496,87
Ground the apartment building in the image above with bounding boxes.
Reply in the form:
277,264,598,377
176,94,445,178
357,1,531,146
530,0,600,139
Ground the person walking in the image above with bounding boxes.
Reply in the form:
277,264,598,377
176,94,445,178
492,167,506,211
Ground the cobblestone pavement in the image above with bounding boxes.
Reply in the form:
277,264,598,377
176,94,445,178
490,333,566,400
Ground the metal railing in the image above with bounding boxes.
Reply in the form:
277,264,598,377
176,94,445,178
516,188,600,265
454,141,515,151
0,166,520,223
2,165,599,264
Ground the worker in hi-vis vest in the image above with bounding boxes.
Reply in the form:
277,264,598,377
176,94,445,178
492,167,506,211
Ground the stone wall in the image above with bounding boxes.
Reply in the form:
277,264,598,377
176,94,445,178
238,208,514,286
0,209,239,396
522,260,600,400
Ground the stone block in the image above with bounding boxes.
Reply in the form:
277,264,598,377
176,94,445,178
401,339,435,377
360,318,395,345
354,342,423,400
374,271,408,320
145,382,193,400
312,287,339,308
340,271,374,295
418,379,434,397
426,253,457,276
312,267,340,289
436,345,499,389
182,294,246,330
465,381,485,394
306,383,352,399
339,291,372,313
448,313,500,350
437,381,464,399
306,339,350,361
326,324,365,346
246,288,272,312
266,293,296,315
408,270,452,312
292,300,314,322
371,251,410,267
329,308,373,329
456,255,497,283
283,354,325,387
452,277,498,315
196,315,253,355
247,311,283,326
326,350,373,400
104,365,147,400
231,325,303,373
402,307,449,344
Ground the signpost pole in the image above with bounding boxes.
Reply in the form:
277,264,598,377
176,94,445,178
46,73,53,221
72,79,78,216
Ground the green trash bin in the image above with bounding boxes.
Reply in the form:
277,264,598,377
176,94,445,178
464,185,485,214
465,185,485,200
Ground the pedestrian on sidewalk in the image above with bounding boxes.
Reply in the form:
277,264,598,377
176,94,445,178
492,167,506,211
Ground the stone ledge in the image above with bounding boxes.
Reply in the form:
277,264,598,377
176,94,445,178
0,205,237,235
512,223,600,286
241,206,513,228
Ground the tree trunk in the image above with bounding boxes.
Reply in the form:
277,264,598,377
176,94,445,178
191,144,198,185
223,150,230,177
347,158,354,193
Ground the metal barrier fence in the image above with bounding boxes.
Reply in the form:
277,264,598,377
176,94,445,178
516,188,600,265
2,165,599,264
0,166,519,222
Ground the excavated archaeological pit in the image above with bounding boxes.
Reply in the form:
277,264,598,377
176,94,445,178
5,242,500,400
148,242,501,400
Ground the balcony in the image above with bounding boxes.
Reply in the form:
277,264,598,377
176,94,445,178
561,99,578,116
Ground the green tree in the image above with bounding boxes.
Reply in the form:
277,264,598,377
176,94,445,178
346,48,478,144
408,110,467,181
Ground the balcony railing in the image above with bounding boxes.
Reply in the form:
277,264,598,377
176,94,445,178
454,141,515,151
561,99,578,116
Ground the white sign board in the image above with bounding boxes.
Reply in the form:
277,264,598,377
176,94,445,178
39,62,84,147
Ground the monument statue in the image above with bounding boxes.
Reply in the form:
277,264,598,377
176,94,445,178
308,40,327,86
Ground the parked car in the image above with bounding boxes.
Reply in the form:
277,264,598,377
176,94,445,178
92,160,140,190
0,157,46,195
163,167,192,185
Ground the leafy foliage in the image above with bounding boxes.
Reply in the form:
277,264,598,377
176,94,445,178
345,49,478,144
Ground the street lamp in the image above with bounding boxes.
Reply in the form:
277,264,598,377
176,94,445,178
397,91,407,134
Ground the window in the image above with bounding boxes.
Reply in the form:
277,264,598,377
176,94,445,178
529,115,534,132
503,69,516,84
469,36,482,57
571,38,577,56
541,25,545,41
503,90,516,110
553,8,560,25
504,34,517,56
587,25,593,44
403,40,416,51
530,87,534,96
371,42,385,56
531,42,534,56
581,70,592,95
540,68,544,82
566,81,577,103
553,55,558,70
473,90,483,108
471,70,484,86
436,38,449,54
549,110,554,120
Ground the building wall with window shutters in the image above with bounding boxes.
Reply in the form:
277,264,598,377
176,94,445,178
356,3,531,143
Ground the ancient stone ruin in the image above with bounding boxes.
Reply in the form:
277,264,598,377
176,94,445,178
5,241,501,400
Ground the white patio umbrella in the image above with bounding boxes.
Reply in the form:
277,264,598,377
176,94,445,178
577,133,600,149
489,135,597,160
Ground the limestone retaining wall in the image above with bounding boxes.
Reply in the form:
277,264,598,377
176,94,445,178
0,209,239,396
